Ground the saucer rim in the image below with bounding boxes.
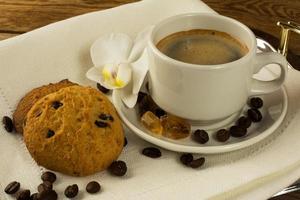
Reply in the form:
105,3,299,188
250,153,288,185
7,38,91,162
112,87,288,154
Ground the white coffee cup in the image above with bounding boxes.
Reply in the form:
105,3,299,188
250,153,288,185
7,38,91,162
147,13,287,121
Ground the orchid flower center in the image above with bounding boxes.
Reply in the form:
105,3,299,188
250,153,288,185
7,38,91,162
101,63,126,87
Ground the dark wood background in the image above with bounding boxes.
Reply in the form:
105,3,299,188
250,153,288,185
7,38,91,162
0,0,299,199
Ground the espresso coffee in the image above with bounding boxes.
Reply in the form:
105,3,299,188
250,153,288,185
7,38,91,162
156,29,248,65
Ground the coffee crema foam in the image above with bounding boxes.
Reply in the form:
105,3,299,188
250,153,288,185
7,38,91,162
156,29,248,65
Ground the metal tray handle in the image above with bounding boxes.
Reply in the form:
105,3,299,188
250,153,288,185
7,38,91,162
277,21,300,57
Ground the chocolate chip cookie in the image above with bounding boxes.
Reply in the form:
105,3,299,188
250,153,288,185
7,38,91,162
23,85,124,176
13,79,76,134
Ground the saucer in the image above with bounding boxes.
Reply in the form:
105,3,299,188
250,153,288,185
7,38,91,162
112,82,288,154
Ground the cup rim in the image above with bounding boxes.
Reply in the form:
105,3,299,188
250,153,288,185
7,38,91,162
148,13,256,70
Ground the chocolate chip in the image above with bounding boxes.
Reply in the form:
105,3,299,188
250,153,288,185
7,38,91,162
247,109,262,122
137,92,147,103
86,181,101,194
154,108,166,118
41,171,56,183
64,184,79,198
37,190,57,200
52,101,63,109
193,129,209,144
99,113,114,121
35,110,42,117
46,130,55,138
4,181,20,194
215,129,230,142
124,137,128,147
229,126,247,137
249,97,263,109
237,116,252,129
188,157,205,168
180,153,193,166
16,190,31,200
95,120,108,128
2,116,13,132
30,193,38,200
38,181,52,193
97,83,110,94
142,147,162,158
108,160,127,176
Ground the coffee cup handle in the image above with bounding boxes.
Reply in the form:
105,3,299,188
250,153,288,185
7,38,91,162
250,52,288,95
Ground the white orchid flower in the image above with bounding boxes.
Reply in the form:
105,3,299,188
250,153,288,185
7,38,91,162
86,27,152,108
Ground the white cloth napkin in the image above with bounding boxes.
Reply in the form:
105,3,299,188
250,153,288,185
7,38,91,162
0,0,300,199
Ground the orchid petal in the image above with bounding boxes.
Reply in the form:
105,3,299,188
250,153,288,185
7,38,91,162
120,81,138,108
86,65,114,90
90,33,133,66
115,63,132,88
131,48,149,94
127,26,154,62
120,48,149,108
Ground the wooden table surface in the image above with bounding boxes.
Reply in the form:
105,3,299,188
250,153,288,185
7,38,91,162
0,0,299,199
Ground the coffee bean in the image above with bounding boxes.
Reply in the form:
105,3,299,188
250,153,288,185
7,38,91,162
193,129,209,144
30,193,38,200
43,181,53,188
145,82,150,92
16,190,31,200
124,137,128,147
99,113,114,121
137,92,147,103
249,97,263,109
229,126,247,137
247,109,262,122
64,184,79,198
46,130,55,138
97,83,110,94
2,116,13,132
41,171,56,183
4,181,20,194
138,95,159,117
108,160,127,176
95,120,108,128
52,101,63,109
180,153,193,165
142,147,162,158
38,181,52,193
138,95,152,116
237,116,252,129
154,108,166,118
188,157,205,168
86,181,101,194
215,129,230,142
37,190,57,200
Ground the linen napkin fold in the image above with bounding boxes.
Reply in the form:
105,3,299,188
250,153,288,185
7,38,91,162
1,0,300,199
